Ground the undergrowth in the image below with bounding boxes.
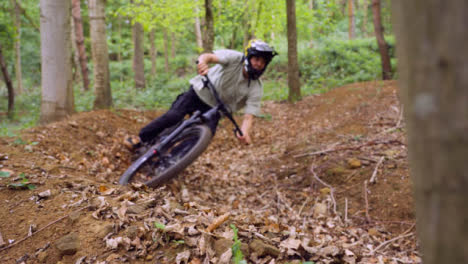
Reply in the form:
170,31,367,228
0,36,396,137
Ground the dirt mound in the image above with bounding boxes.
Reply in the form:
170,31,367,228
0,81,419,263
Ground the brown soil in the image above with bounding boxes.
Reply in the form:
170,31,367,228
0,80,417,263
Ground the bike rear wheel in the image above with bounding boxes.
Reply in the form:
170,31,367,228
119,124,212,187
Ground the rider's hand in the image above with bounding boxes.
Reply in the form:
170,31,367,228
236,131,252,145
197,61,209,76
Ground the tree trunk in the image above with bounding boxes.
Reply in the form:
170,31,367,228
0,43,15,118
132,21,145,89
371,0,392,80
340,0,347,15
348,0,356,39
392,1,468,263
70,16,81,82
194,4,203,50
229,26,238,49
286,0,301,102
203,0,214,53
163,28,170,73
362,0,369,37
149,29,157,76
39,0,75,124
11,0,23,94
72,0,90,91
89,0,112,109
171,32,176,59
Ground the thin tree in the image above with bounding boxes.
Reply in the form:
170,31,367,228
393,1,468,263
89,0,112,109
72,0,90,91
0,43,15,118
348,0,355,39
362,0,369,37
163,27,170,73
11,0,23,94
286,0,301,102
149,29,157,76
132,21,145,89
39,0,75,123
371,0,392,80
203,0,214,53
194,3,203,50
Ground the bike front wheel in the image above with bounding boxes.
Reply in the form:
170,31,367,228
119,124,213,187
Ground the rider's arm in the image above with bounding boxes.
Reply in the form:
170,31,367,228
197,53,220,75
237,113,254,145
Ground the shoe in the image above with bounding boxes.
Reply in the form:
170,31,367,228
123,135,142,151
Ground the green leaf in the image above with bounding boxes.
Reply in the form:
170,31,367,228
172,240,185,245
230,224,246,264
0,171,11,178
154,222,166,230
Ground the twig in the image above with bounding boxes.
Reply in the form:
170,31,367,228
369,156,385,184
396,104,404,127
311,166,337,214
370,232,415,255
276,191,301,220
0,205,90,252
294,139,404,158
364,180,371,222
344,198,349,224
298,197,311,216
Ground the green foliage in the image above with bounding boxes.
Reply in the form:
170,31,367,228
7,172,36,190
300,36,396,89
0,171,11,178
230,224,247,264
154,222,166,230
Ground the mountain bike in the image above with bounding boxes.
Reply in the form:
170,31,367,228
119,75,243,187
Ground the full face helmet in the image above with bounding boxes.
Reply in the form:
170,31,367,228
244,40,278,80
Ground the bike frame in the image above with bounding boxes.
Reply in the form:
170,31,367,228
152,76,242,156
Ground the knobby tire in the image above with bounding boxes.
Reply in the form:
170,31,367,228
119,124,212,187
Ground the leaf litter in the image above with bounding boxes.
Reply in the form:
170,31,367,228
0,81,420,263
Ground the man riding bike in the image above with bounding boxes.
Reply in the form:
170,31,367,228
125,39,277,150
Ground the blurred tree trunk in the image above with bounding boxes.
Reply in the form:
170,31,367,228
371,0,392,80
362,0,369,37
171,32,176,59
203,0,214,52
163,28,170,73
348,0,355,39
11,0,23,94
242,0,253,47
340,0,347,15
392,1,468,263
149,29,157,76
308,0,314,47
286,0,301,102
229,26,238,49
194,4,203,50
72,0,90,91
132,21,145,89
39,0,75,124
0,43,15,119
70,16,81,82
89,0,112,109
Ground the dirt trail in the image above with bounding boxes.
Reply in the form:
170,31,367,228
0,80,419,263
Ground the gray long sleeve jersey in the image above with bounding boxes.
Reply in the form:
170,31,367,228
189,49,263,116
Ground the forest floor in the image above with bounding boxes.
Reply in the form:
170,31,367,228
0,80,420,264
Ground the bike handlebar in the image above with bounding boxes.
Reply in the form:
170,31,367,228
195,60,243,137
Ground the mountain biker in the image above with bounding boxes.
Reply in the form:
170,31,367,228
125,39,277,150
